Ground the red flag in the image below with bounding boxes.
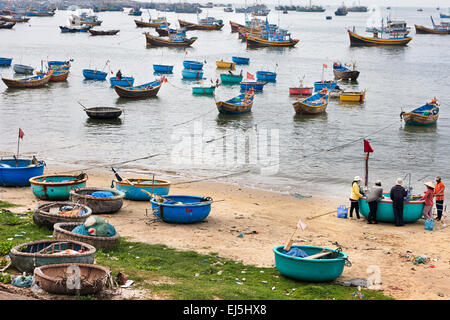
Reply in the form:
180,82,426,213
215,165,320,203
246,72,254,80
18,128,24,140
323,64,328,69
185,50,188,55
364,139,374,153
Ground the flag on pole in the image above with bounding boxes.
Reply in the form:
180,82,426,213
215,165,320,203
364,139,374,153
18,128,24,140
246,72,254,80
297,219,306,232
323,64,328,69
185,50,188,55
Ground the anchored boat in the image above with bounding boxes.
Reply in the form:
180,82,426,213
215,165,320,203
333,62,360,80
347,29,412,46
2,72,52,89
216,90,255,114
293,90,329,114
145,33,197,47
339,90,366,102
0,158,45,187
83,69,108,80
400,99,440,126
114,79,164,98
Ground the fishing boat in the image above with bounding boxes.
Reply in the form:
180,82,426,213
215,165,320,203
48,61,71,71
183,60,203,70
232,56,250,65
335,4,348,16
246,33,299,47
114,78,164,99
440,13,450,19
347,29,412,46
296,1,326,12
359,193,425,223
156,26,186,37
89,29,120,36
230,21,244,33
256,71,277,82
150,195,213,224
2,72,52,89
128,8,142,16
109,76,134,87
112,178,171,201
313,80,338,91
289,79,313,96
134,18,170,28
220,73,243,84
240,81,266,92
216,60,235,69
178,18,224,30
145,33,198,47
83,69,108,80
153,64,174,73
400,99,440,126
37,69,69,82
0,15,30,22
0,57,12,66
182,69,204,79
0,21,14,28
293,90,329,114
26,9,55,17
333,62,360,80
192,85,217,95
30,173,88,200
216,90,255,114
0,158,45,187
13,64,34,74
339,90,366,102
84,107,123,119
60,25,92,33
273,245,349,282
415,24,450,34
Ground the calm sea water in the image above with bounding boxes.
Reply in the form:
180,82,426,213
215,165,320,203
0,6,449,197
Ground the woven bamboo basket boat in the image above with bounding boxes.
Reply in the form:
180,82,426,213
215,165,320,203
70,187,125,214
53,222,120,250
33,202,92,229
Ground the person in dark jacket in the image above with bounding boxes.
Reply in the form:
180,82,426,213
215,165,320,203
116,69,122,80
390,178,407,226
367,180,383,224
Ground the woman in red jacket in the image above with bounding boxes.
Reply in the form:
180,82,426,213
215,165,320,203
420,182,435,220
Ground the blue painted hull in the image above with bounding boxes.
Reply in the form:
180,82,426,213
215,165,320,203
0,159,45,187
0,58,12,67
314,81,338,91
115,181,170,201
83,69,107,80
183,60,203,70
109,77,134,87
182,69,203,79
256,71,276,82
151,195,212,223
153,64,174,73
240,81,265,91
232,56,250,64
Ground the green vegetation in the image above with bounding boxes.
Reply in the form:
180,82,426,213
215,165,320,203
0,200,393,300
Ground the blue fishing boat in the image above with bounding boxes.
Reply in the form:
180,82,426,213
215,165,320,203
0,158,45,187
232,56,250,65
182,69,203,79
113,178,170,201
0,57,12,67
220,73,243,84
48,60,71,71
109,76,134,87
240,81,266,92
150,195,212,223
13,64,34,74
400,99,440,126
216,90,255,114
256,71,277,82
153,64,174,73
83,69,108,80
313,80,338,91
183,60,203,70
60,25,92,33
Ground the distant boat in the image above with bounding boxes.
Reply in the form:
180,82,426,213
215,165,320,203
216,91,255,114
89,29,120,36
289,79,313,96
220,73,243,84
293,90,329,114
240,81,266,92
0,57,12,67
414,16,450,34
417,8,424,12
335,5,348,16
83,69,108,80
333,62,360,80
153,64,173,73
256,71,276,82
232,56,250,65
339,90,366,102
192,85,217,95
114,79,164,99
216,60,235,69
134,17,170,28
2,72,53,89
60,25,92,33
347,29,412,46
13,64,34,74
109,76,134,87
182,69,203,79
326,16,332,20
145,33,197,47
246,33,299,47
0,21,15,28
314,80,338,91
178,18,224,30
0,15,30,22
400,99,440,126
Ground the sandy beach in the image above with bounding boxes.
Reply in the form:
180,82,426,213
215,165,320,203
1,165,448,300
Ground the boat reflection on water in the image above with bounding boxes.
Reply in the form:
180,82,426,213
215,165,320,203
85,117,123,126
293,112,328,123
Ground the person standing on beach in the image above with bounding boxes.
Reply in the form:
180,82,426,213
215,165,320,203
366,180,383,224
420,182,435,221
390,178,407,227
434,176,445,221
349,176,363,219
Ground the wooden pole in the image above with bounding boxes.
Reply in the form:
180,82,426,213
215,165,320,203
365,152,369,187
16,129,21,165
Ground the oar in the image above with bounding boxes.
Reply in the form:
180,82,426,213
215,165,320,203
284,219,306,251
77,101,87,111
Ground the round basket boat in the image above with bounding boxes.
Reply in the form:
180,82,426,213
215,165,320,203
9,239,96,273
150,195,212,224
34,263,110,295
33,202,92,230
273,245,349,282
70,187,125,214
113,178,170,201
85,107,123,119
0,158,45,187
29,173,88,200
53,222,120,250
359,193,425,223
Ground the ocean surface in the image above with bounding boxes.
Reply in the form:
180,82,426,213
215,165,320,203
0,5,449,197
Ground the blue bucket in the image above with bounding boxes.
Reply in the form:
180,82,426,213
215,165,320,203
337,205,348,219
424,219,434,231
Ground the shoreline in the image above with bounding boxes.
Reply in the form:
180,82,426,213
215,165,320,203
0,163,449,300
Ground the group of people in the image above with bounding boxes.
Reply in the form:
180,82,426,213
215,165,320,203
349,176,445,226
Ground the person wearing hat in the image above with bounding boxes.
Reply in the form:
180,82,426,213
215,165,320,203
366,180,383,224
349,176,363,219
420,182,435,221
390,178,407,226
434,176,445,221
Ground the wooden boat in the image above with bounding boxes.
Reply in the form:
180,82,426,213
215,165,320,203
53,222,120,250
34,263,109,295
232,56,250,65
155,26,186,37
37,69,69,82
273,245,349,282
128,8,142,16
114,79,163,98
0,21,15,28
2,72,52,89
183,60,203,70
48,60,71,71
153,64,173,73
359,193,425,222
26,10,55,17
29,173,88,200
216,91,255,114
0,57,12,66
0,158,45,187
240,81,266,92
70,187,125,214
256,71,277,82
134,19,170,28
347,29,412,46
339,90,366,102
9,240,96,273
313,80,338,91
182,69,204,79
84,107,123,119
150,195,213,223
293,90,329,114
33,202,92,230
400,99,440,126
145,33,197,47
333,62,360,80
246,33,299,47
178,19,224,30
13,63,34,74
192,85,217,95
414,24,450,34
113,178,171,201
109,76,134,87
230,21,244,33
83,69,108,80
60,25,92,33
216,60,235,69
0,15,30,22
89,29,120,36
79,20,102,26
220,73,243,84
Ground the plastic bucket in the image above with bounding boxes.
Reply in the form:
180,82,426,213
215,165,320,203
337,205,348,219
424,219,434,231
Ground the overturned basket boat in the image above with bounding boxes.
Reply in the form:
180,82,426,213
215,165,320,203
70,187,125,214
34,263,110,295
112,178,170,200
53,222,120,250
33,202,92,229
29,173,88,200
9,239,96,273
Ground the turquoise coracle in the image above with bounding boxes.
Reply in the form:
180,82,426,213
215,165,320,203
30,174,88,200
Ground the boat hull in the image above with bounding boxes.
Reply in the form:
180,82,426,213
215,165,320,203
153,64,174,73
114,83,162,99
0,159,45,187
414,24,450,34
114,178,170,201
0,57,12,66
183,60,203,70
2,73,52,89
70,187,125,215
289,87,313,96
216,61,235,69
192,86,216,95
240,81,265,91
30,174,88,200
182,69,204,79
293,93,329,114
85,107,123,119
145,33,197,47
151,195,212,223
402,112,439,126
135,19,170,28
83,69,107,80
314,81,338,91
13,64,34,74
333,69,360,80
256,71,276,82
246,34,299,47
216,100,253,114
178,19,223,30
339,91,366,102
109,77,134,87
232,56,250,64
348,30,412,46
359,195,425,223
220,74,243,84
89,29,119,35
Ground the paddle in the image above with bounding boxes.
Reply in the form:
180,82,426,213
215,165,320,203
77,101,87,111
284,219,306,251
111,167,135,185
